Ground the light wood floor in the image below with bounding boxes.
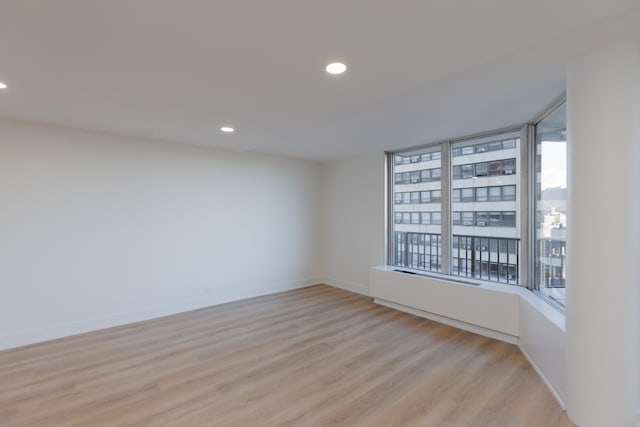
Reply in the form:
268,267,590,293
0,285,574,427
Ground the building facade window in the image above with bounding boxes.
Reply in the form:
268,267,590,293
387,95,567,308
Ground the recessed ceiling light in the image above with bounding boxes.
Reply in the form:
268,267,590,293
325,62,347,75
0,82,7,89
220,126,234,133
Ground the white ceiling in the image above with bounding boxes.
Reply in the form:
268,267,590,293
0,1,638,161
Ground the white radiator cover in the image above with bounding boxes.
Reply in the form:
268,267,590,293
369,266,520,341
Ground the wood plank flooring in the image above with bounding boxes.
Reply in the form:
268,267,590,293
0,284,575,426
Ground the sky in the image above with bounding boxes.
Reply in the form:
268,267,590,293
540,141,567,190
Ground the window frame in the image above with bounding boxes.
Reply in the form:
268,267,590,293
386,94,566,311
387,126,528,286
527,93,567,311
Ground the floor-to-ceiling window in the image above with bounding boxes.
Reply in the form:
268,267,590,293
388,95,567,309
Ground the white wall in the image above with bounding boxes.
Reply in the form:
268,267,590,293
0,119,322,350
518,293,566,408
565,37,640,427
320,152,385,295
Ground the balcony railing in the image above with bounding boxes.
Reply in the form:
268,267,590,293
393,232,568,290
394,232,442,273
393,232,520,285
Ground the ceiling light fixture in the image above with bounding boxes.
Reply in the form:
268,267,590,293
325,62,347,75
0,82,7,89
220,126,234,133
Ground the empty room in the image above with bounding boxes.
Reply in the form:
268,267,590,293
1,1,639,426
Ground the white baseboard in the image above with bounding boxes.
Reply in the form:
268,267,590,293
374,298,519,345
518,344,567,410
0,277,320,351
323,277,370,296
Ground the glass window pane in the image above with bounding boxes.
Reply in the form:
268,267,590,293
452,212,461,225
488,161,502,176
488,141,502,152
462,212,474,225
503,158,516,175
390,145,442,273
461,188,474,202
452,165,461,179
393,132,522,285
431,212,441,225
476,212,488,226
503,185,516,201
476,187,488,202
503,139,516,149
421,212,431,225
450,134,521,284
489,187,501,201
489,212,501,226
462,164,474,178
502,212,516,228
535,102,567,306
475,162,488,177
476,143,488,153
